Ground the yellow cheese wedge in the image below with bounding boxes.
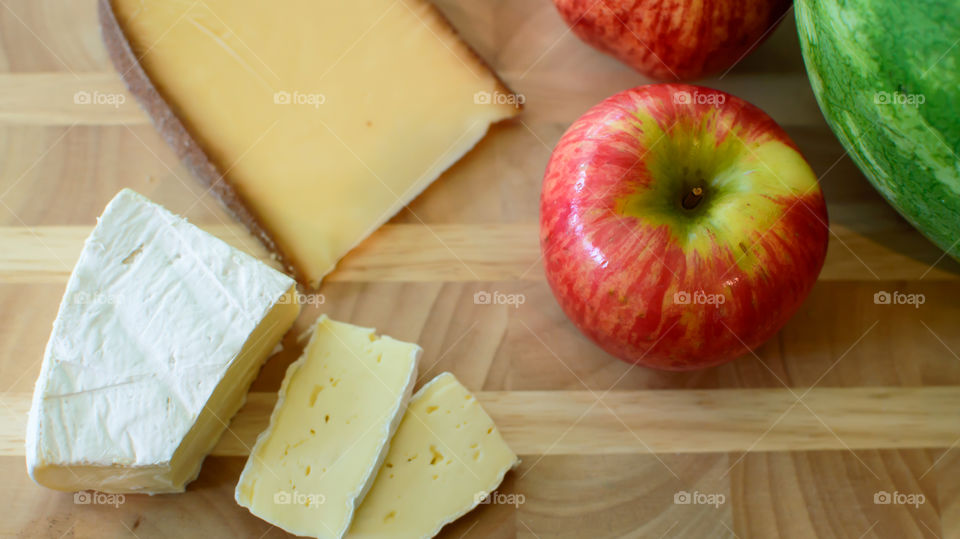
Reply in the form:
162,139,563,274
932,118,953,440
235,315,421,538
349,372,519,538
110,0,520,286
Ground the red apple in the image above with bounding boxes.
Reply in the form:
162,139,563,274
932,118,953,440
540,84,828,370
552,0,792,81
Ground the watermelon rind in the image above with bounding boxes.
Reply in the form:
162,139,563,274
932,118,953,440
796,0,960,261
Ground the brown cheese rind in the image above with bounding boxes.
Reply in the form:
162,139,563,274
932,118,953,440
98,0,520,288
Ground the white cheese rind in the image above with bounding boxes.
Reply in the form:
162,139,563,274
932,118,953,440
25,188,298,493
235,315,420,539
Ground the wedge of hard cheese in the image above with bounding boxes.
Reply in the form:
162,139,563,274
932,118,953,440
26,189,300,494
101,0,521,287
236,315,420,538
349,372,519,538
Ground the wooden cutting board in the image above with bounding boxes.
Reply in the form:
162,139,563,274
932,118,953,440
1,1,959,537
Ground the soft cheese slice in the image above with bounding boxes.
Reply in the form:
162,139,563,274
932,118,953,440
236,315,420,538
349,372,519,539
108,0,520,286
25,189,300,494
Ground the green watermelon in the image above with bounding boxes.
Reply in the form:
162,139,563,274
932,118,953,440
796,0,960,260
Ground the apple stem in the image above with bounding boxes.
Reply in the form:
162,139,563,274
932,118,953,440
682,187,704,210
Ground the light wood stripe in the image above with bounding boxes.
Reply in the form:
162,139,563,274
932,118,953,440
0,224,956,283
0,74,144,125
0,72,823,127
2,387,958,456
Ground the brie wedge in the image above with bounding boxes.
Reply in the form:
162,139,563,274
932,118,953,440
25,189,300,494
235,315,420,538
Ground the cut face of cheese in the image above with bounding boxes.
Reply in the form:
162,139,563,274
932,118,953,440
108,0,521,286
25,189,300,494
236,315,420,538
349,372,519,539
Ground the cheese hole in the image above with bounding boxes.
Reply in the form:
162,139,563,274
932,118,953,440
368,334,377,342
309,428,316,435
487,427,493,434
429,445,443,465
325,414,330,423
473,450,481,461
426,405,439,414
385,462,393,468
309,385,323,406
305,466,311,476
407,454,418,462
389,473,394,479
432,474,439,480
384,511,396,522
470,443,478,449
376,353,383,363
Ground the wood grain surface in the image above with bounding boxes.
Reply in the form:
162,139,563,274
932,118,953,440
1,0,959,538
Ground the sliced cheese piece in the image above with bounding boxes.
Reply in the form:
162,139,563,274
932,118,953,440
349,372,519,539
108,0,521,286
236,315,420,538
25,189,300,494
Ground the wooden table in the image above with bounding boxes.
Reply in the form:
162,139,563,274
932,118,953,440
1,1,959,537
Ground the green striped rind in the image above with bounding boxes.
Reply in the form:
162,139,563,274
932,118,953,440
796,0,960,260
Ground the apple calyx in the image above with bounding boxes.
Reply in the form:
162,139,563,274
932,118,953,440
681,186,705,210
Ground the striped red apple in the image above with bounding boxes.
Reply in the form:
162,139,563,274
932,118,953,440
552,0,792,81
540,84,828,370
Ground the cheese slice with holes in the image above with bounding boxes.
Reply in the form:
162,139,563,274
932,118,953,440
235,315,420,538
25,188,300,494
349,372,519,538
108,0,521,286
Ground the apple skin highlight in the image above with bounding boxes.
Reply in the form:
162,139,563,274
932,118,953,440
540,84,828,371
